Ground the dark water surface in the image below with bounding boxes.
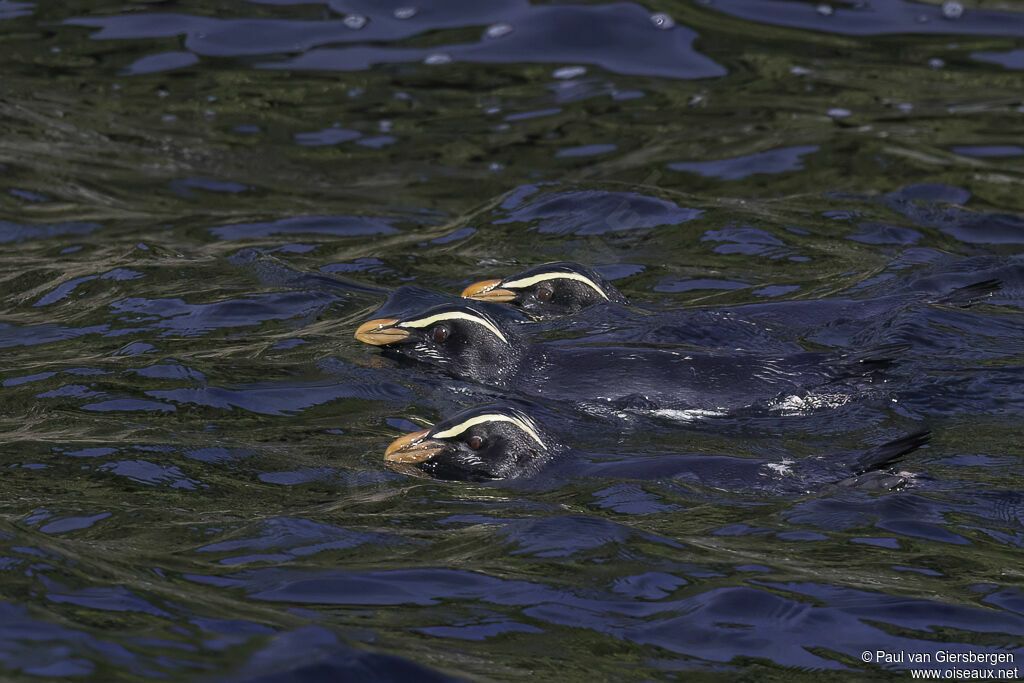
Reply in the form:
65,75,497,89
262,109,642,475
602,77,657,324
3,0,1024,679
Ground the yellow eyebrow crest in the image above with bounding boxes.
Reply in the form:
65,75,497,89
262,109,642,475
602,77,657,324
433,413,547,450
398,311,508,344
501,272,609,300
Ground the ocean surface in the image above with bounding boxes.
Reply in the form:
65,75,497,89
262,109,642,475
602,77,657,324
2,0,1024,679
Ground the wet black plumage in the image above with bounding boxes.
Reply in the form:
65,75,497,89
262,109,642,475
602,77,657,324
383,405,558,481
461,261,627,317
355,302,904,415
462,260,1002,321
384,403,930,485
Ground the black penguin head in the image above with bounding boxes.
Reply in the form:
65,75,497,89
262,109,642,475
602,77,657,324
461,262,628,317
354,303,523,384
383,405,553,481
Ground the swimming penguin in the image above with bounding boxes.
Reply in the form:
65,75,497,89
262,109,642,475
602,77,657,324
383,405,556,481
383,403,930,485
463,261,801,352
461,261,1002,331
354,302,906,414
461,262,628,317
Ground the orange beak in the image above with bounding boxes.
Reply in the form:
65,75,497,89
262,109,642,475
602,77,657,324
460,279,517,304
384,429,445,464
354,318,410,346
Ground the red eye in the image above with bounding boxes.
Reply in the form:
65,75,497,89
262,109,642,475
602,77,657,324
467,436,484,450
536,284,553,302
431,325,449,343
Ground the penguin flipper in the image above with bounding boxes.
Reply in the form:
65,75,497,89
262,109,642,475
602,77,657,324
930,278,1002,308
850,430,930,476
824,342,912,379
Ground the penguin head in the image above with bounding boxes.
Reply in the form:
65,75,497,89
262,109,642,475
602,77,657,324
383,405,552,481
461,262,628,317
354,303,523,384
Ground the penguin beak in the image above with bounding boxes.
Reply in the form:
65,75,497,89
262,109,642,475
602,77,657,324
354,318,410,346
384,429,445,463
461,279,517,304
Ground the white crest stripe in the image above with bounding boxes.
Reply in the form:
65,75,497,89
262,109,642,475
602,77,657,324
433,414,547,450
501,272,609,300
399,311,508,344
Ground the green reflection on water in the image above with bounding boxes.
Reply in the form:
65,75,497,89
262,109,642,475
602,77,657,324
1,1,1023,679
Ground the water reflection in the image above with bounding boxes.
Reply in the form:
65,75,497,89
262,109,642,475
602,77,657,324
1,0,1023,678
68,2,726,79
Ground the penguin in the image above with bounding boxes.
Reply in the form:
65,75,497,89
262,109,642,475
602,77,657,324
461,262,627,317
354,302,906,414
461,261,1001,322
382,403,930,486
383,405,556,481
460,261,1002,352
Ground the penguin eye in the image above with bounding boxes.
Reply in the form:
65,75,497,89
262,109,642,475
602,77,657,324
431,325,450,343
535,283,554,303
466,435,485,450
